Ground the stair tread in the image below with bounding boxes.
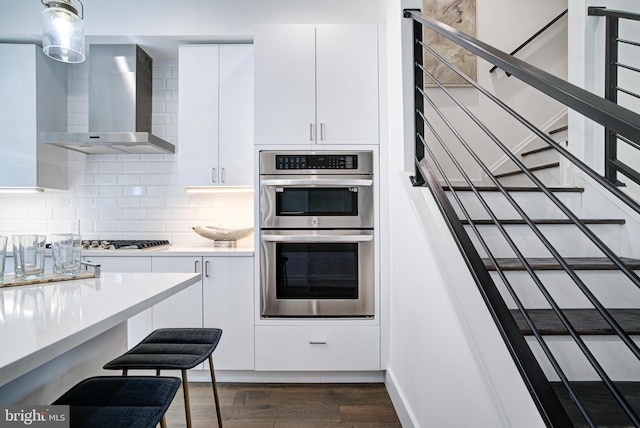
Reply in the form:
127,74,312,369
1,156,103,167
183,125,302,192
521,145,555,157
484,257,640,271
551,381,640,427
462,219,625,225
495,162,561,178
511,308,640,335
549,125,568,135
444,186,584,192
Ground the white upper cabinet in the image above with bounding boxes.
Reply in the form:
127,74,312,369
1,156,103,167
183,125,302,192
254,25,379,145
178,44,254,186
0,44,67,189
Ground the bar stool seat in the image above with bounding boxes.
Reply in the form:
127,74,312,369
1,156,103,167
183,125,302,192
52,376,180,428
103,328,223,428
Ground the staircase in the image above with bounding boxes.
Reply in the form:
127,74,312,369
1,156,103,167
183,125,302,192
405,6,640,425
448,184,640,427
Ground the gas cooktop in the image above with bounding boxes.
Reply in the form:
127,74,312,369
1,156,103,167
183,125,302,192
82,240,170,250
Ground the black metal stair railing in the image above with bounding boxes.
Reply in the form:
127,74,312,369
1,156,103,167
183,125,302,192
404,8,640,428
588,7,640,187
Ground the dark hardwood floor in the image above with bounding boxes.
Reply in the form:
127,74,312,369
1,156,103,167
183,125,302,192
165,382,402,427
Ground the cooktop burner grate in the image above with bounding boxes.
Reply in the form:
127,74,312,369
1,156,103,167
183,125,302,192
83,240,170,250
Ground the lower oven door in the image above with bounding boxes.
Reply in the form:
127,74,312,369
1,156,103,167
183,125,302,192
260,229,374,318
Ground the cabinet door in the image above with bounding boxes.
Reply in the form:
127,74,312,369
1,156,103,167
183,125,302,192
316,25,379,145
203,257,254,370
254,25,316,145
82,256,153,348
218,45,254,186
178,45,220,186
151,257,203,329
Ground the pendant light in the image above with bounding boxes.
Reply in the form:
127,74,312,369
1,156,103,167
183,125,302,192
41,0,85,63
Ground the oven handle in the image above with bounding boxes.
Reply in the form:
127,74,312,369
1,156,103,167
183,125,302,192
261,234,373,243
260,179,373,187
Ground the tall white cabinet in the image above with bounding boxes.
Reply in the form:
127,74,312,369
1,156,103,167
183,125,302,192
178,44,254,186
254,25,379,145
0,44,68,189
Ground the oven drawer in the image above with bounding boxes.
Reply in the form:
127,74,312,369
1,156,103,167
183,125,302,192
255,325,380,371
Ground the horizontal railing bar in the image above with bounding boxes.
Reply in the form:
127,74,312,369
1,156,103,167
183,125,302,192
618,133,640,151
404,8,640,144
489,9,567,74
609,158,640,187
416,55,640,362
417,81,640,424
618,38,640,47
588,6,640,22
415,131,582,427
616,62,640,74
414,36,640,219
617,87,640,100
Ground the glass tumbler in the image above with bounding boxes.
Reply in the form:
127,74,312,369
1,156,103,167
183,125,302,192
13,235,46,280
51,234,82,276
0,236,7,284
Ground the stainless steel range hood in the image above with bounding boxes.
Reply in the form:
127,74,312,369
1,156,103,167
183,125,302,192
42,44,175,154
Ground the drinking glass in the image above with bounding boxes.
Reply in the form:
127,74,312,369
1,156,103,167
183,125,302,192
51,233,82,276
0,236,7,284
13,235,46,280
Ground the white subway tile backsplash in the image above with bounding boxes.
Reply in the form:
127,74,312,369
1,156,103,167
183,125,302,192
117,174,142,186
98,186,122,197
0,59,254,244
117,198,141,208
95,221,118,233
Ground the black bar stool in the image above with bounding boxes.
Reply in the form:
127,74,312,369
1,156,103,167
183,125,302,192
52,376,180,428
103,328,223,428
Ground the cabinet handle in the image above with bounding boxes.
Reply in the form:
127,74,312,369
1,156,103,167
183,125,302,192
309,123,314,141
211,168,217,183
221,168,226,183
320,123,325,140
309,340,327,345
205,260,209,278
194,260,199,273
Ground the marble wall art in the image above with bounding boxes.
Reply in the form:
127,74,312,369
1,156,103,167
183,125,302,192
422,0,477,86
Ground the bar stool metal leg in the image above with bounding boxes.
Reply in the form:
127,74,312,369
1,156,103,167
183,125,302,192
209,355,223,427
182,369,192,428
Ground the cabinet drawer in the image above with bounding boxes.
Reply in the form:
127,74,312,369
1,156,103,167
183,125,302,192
255,325,380,371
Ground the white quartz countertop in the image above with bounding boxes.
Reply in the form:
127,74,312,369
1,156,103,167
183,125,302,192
0,272,201,387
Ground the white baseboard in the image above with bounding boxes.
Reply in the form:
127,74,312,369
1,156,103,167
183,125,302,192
385,368,417,428
184,369,385,383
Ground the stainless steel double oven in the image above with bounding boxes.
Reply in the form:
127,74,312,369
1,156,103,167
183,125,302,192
259,150,375,318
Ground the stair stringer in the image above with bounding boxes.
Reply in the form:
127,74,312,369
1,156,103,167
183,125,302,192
486,109,568,181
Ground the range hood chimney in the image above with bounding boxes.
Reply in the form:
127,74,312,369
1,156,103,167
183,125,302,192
42,44,175,154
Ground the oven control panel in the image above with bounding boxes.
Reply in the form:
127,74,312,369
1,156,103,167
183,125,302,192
275,155,358,170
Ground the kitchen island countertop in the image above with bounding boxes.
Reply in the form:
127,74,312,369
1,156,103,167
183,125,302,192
0,272,201,389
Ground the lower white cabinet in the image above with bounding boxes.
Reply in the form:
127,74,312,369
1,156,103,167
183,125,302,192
255,325,380,371
203,257,254,370
82,256,153,349
151,257,203,329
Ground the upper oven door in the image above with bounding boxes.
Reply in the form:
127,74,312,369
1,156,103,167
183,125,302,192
259,175,374,229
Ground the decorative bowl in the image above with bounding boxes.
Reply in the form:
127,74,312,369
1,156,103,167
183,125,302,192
192,226,254,247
